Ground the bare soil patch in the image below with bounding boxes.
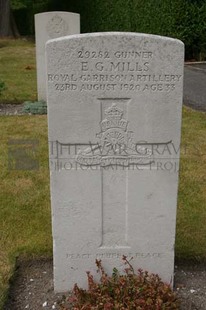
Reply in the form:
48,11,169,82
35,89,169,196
0,104,25,115
3,258,206,310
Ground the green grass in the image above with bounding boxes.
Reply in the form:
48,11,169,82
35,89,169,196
0,115,51,308
0,108,205,308
0,39,37,102
176,108,206,260
0,39,205,309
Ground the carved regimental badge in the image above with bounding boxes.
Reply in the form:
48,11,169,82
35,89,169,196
46,15,69,39
76,104,153,167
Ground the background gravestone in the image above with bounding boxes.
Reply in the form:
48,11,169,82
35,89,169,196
46,32,184,292
35,12,80,102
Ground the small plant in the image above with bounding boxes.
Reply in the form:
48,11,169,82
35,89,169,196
0,81,6,95
23,101,47,114
66,256,179,309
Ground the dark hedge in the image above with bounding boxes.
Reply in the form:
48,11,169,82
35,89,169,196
15,0,206,60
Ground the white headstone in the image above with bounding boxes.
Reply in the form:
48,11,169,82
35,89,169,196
46,32,184,292
35,12,80,102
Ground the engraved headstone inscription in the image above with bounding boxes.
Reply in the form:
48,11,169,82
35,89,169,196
46,32,184,292
35,12,80,102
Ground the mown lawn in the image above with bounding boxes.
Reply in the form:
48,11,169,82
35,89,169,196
176,108,206,260
0,39,37,103
0,39,205,309
0,107,205,308
0,115,51,308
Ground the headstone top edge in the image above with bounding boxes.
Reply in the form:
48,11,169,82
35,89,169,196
35,11,80,18
45,31,184,47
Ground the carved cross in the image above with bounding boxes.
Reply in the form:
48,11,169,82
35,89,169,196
51,99,171,249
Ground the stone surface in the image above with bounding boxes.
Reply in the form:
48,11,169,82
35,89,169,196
35,12,80,102
184,63,206,111
46,32,184,292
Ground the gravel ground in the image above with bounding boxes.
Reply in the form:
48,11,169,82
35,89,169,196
0,103,25,115
3,258,206,310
